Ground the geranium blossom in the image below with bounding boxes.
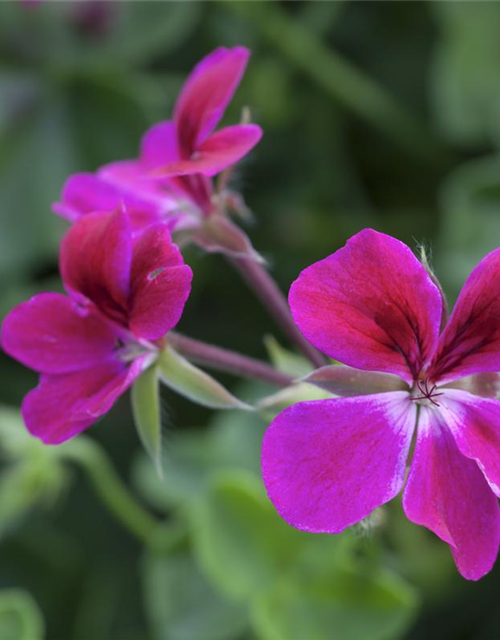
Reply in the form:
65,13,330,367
53,47,262,259
0,207,192,444
262,229,500,580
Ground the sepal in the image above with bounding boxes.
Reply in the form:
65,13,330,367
302,365,408,397
192,215,264,262
159,346,252,410
131,365,163,477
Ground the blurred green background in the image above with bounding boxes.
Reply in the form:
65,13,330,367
1,1,500,639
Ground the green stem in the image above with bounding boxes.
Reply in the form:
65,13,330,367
63,438,159,545
227,2,452,165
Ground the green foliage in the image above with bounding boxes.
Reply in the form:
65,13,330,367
2,2,500,639
191,470,309,600
0,589,44,640
143,527,248,640
132,364,163,477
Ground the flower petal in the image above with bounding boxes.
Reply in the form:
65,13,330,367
152,125,263,178
52,173,122,221
140,120,179,168
403,405,500,580
53,171,163,231
1,293,120,374
438,389,500,497
428,247,500,383
60,208,132,325
289,229,442,384
262,392,415,533
174,46,250,155
129,225,192,340
22,358,147,444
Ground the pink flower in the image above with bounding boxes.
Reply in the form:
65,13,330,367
0,207,192,444
148,45,262,178
53,47,262,260
262,229,500,580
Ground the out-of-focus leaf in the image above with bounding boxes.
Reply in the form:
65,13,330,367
252,557,417,640
69,75,148,166
0,407,69,536
431,2,500,146
191,470,308,601
264,335,312,378
0,98,76,277
133,382,267,511
142,525,248,640
159,346,251,410
131,365,163,477
0,589,44,640
437,155,500,291
99,2,201,65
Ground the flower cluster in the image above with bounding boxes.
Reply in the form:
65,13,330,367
3,44,500,583
1,46,262,443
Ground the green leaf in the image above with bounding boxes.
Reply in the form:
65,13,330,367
0,589,44,640
252,533,417,640
191,470,308,601
0,97,77,278
0,407,69,536
100,2,201,65
264,335,312,378
131,365,163,477
133,385,267,511
431,2,500,146
142,541,248,640
159,346,251,411
437,155,500,291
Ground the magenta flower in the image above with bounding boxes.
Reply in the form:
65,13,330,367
262,229,500,580
53,47,262,260
0,207,192,444
149,45,262,178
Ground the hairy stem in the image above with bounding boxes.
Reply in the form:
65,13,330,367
63,438,159,545
168,332,294,387
227,256,325,368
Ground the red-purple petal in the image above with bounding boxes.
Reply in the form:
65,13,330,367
1,293,120,374
98,161,183,231
152,124,262,178
440,390,500,497
289,229,442,384
140,120,179,168
262,392,415,533
22,358,147,444
53,171,163,231
60,208,132,325
129,225,192,340
403,406,500,580
174,46,250,156
52,173,121,221
428,247,500,384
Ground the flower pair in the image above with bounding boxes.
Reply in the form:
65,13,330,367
263,229,500,580
1,46,262,444
53,46,262,259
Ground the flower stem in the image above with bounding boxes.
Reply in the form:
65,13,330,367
63,438,159,545
168,332,294,387
227,255,326,368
